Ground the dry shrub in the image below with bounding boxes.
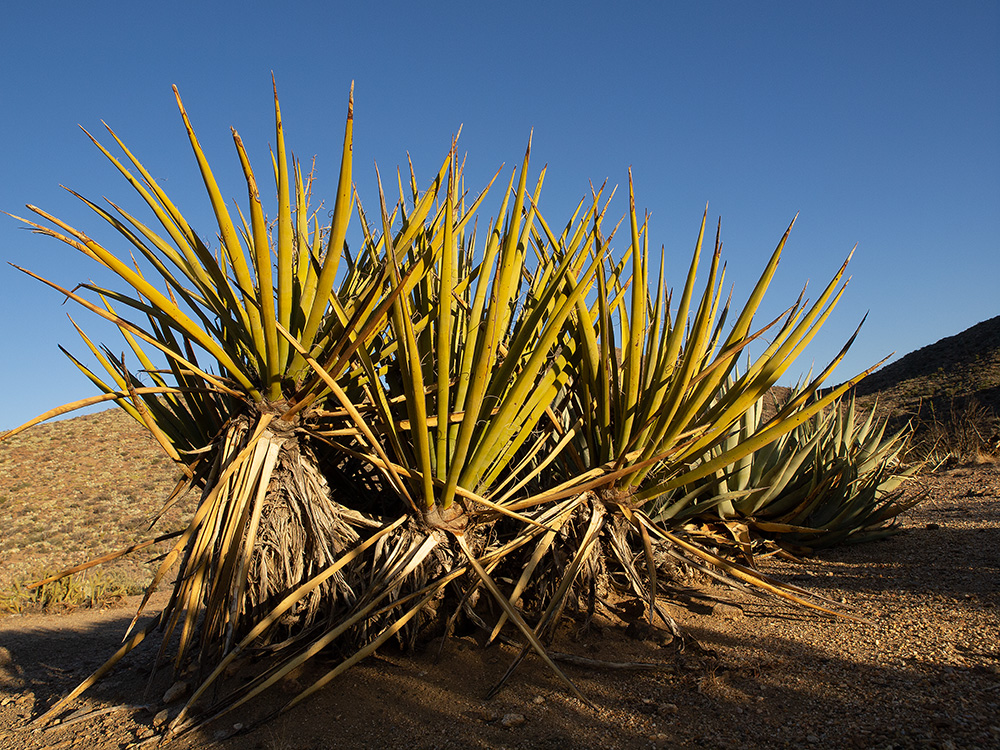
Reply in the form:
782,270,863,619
905,396,999,466
0,570,146,615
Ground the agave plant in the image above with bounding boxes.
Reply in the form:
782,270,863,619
648,382,918,551
2,81,883,734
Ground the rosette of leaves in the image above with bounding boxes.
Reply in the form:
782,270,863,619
5,82,475,727
499,177,883,629
648,383,918,552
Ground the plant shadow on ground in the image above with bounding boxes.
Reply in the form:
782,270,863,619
776,522,1000,604
0,601,171,747
0,598,685,750
674,620,1000,750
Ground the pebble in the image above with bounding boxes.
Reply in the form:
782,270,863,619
211,725,242,741
532,696,545,704
501,712,526,728
807,734,820,743
657,703,678,716
462,709,498,723
152,709,169,728
712,603,743,620
162,680,189,704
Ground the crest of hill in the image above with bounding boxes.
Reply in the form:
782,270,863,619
851,315,1000,422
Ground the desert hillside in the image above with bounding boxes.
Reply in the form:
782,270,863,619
852,315,1000,454
0,409,182,593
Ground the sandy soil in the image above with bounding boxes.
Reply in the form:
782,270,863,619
1,465,998,750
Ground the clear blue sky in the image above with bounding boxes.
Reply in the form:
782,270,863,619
2,1,997,430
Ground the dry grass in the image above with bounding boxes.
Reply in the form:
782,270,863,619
0,569,146,615
901,395,1000,466
0,408,187,612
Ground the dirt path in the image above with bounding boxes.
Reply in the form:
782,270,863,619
1,466,998,750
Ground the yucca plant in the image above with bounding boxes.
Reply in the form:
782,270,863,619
649,383,918,552
4,82,476,727
3,84,622,728
3,81,883,734
551,194,864,494
479,178,886,633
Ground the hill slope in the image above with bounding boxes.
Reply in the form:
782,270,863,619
854,315,1000,402
852,315,1000,455
0,409,182,591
